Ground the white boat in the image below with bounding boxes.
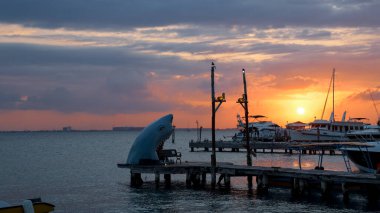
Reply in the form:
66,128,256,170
287,69,367,142
341,141,380,173
287,112,367,142
347,120,380,142
233,114,285,142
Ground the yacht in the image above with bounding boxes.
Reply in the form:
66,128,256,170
233,114,285,142
287,112,366,142
347,119,380,142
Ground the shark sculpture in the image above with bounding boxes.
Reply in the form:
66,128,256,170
126,114,173,165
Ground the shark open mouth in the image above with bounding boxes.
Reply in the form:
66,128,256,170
126,114,174,165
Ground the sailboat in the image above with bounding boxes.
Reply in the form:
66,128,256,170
287,69,367,142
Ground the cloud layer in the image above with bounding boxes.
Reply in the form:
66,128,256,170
1,0,379,29
0,1,379,129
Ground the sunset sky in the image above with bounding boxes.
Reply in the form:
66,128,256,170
0,0,379,130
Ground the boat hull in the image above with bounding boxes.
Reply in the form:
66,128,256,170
342,141,380,173
287,129,348,142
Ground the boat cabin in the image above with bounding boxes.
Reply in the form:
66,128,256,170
308,118,366,133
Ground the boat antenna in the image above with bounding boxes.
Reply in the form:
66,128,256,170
321,69,334,120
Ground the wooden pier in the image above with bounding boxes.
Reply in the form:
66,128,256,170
189,140,337,155
118,162,380,201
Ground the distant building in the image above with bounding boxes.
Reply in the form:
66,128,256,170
286,121,307,130
62,126,72,131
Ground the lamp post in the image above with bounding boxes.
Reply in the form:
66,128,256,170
236,68,253,189
211,62,226,189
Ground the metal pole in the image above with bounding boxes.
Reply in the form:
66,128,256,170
242,69,253,189
211,62,217,188
196,120,199,142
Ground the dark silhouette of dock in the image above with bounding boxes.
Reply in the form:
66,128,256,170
118,162,380,202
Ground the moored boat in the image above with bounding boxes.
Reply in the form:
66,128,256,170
287,113,367,142
234,114,286,142
0,199,54,213
341,141,380,173
347,120,380,142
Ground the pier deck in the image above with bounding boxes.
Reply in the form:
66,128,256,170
118,162,380,201
189,140,338,154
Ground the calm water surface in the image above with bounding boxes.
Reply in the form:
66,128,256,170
0,130,379,212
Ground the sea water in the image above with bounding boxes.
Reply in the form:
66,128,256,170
0,130,379,212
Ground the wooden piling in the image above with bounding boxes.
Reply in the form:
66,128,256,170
131,172,143,187
201,172,207,187
224,174,231,187
291,178,300,196
186,171,191,187
321,181,330,198
155,172,160,188
257,175,269,193
164,174,171,187
342,182,349,202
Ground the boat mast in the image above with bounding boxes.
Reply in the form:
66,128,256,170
321,69,334,120
332,68,335,122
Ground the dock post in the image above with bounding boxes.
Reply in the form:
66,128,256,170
164,174,171,187
224,175,231,187
186,171,192,188
291,178,300,196
201,172,207,187
263,175,268,191
194,172,201,186
299,179,306,195
155,172,160,188
342,182,349,202
321,181,330,198
131,172,143,187
219,148,223,152
257,175,268,193
210,62,225,189
192,173,201,187
289,149,293,154
211,62,216,189
236,68,253,189
205,147,209,152
367,184,379,203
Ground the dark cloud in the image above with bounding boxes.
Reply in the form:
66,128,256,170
245,43,299,54
0,43,210,114
295,29,332,39
0,1,379,30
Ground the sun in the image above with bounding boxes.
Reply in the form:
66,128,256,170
296,107,305,115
